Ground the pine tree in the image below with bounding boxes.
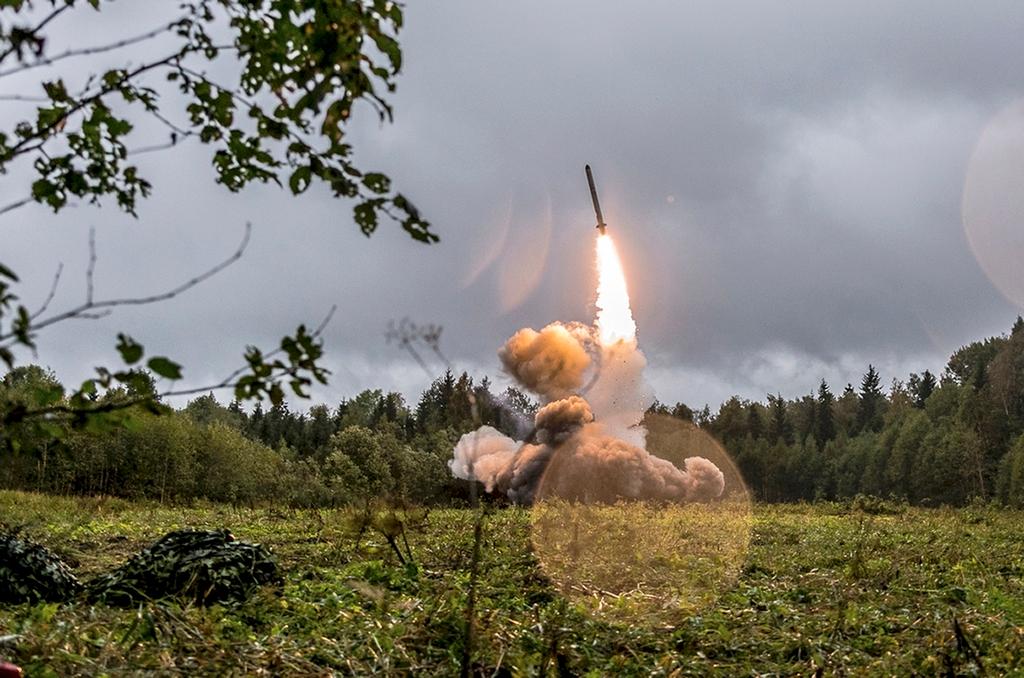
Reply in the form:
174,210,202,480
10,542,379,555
474,376,498,427
307,404,335,454
647,399,670,416
855,365,885,434
746,403,764,439
794,393,817,443
671,402,695,422
713,397,748,446
247,402,265,440
696,404,713,428
835,383,859,436
767,394,793,444
815,379,836,448
911,370,936,408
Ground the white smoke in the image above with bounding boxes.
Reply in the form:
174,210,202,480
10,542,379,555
586,340,654,447
450,426,518,492
449,320,726,505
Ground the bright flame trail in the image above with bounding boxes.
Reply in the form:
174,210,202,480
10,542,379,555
595,233,636,346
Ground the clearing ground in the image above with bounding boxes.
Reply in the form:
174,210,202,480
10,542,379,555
1,491,1022,675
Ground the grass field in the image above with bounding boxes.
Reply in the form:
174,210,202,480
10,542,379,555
2,490,1023,676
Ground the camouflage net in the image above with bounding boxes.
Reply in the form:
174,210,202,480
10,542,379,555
0,531,82,604
87,529,281,606
0,529,278,607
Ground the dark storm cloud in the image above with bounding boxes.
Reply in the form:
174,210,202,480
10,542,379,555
4,1,1022,410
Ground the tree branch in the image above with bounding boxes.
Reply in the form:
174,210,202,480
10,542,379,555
0,93,50,102
85,226,96,304
127,108,195,156
30,262,63,320
0,222,252,343
0,21,178,79
0,196,33,216
3,50,188,162
160,304,337,399
7,304,338,423
0,3,73,65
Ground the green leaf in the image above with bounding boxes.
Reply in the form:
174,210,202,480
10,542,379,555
289,165,311,194
116,333,144,365
354,199,381,236
0,261,17,281
147,357,182,380
32,383,64,407
362,172,391,194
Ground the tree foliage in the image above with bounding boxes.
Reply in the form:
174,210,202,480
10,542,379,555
0,0,436,443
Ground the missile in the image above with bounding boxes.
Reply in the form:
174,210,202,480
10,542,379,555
585,164,607,235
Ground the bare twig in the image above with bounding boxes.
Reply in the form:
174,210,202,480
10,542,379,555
389,317,486,678
30,262,63,320
149,108,193,138
85,226,97,304
0,196,33,216
0,21,177,79
952,615,985,674
386,318,448,374
460,498,484,678
0,222,252,343
0,93,50,102
127,139,185,157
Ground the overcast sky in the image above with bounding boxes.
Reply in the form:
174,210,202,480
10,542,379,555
4,1,1024,411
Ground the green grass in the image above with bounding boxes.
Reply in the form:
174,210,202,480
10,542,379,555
2,491,1023,676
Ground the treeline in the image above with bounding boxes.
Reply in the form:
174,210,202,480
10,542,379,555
673,317,1024,506
3,317,1024,507
0,370,532,507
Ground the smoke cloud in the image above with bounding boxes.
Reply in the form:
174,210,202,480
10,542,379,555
539,428,724,503
451,324,726,505
534,395,593,444
450,426,518,493
498,322,594,401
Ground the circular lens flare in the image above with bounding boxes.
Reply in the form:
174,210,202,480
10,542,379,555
530,416,752,627
962,98,1024,309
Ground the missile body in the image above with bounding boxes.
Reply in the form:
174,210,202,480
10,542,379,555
585,164,607,235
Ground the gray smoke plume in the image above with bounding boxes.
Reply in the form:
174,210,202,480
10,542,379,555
534,395,593,445
539,426,725,503
450,320,726,505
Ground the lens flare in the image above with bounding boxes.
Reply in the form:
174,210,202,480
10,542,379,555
595,234,637,345
962,97,1024,309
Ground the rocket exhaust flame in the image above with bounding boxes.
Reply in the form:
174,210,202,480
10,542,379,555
595,233,636,346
